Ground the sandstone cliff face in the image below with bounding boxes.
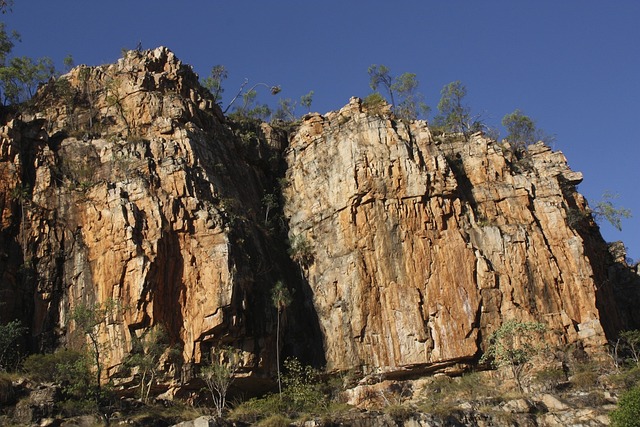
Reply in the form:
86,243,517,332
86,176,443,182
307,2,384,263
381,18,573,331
0,48,637,387
283,97,635,373
0,48,322,385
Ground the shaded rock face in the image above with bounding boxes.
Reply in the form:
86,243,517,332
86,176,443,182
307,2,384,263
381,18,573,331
0,48,638,386
0,47,323,383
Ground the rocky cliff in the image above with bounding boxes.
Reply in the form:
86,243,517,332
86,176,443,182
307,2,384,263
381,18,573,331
282,98,640,374
0,47,638,392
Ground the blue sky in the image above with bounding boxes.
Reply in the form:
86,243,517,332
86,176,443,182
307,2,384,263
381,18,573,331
7,1,639,259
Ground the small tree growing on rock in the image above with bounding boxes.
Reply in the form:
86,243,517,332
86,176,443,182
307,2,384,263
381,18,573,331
591,191,632,232
300,90,314,113
480,320,546,392
200,346,242,418
125,325,171,403
70,299,118,401
202,64,228,104
288,233,313,269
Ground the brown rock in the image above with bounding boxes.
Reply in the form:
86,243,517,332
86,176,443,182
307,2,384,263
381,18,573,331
0,48,638,393
283,99,634,374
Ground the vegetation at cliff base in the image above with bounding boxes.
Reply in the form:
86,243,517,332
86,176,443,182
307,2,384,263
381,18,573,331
610,385,640,427
200,346,242,418
0,319,27,372
480,320,546,392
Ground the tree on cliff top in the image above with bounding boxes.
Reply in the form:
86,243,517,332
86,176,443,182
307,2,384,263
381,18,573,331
435,80,472,135
368,64,429,120
203,64,227,104
501,109,554,148
0,21,56,106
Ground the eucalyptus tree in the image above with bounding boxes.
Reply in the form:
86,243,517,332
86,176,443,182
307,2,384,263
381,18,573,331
436,80,471,134
368,64,428,120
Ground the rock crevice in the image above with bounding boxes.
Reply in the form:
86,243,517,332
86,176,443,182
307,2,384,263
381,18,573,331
0,49,638,390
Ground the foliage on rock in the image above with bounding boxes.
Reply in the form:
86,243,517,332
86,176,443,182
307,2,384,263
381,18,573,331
480,320,547,391
200,346,242,418
611,385,640,427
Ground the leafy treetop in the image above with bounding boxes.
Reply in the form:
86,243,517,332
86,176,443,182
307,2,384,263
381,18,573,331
435,80,471,134
368,64,429,120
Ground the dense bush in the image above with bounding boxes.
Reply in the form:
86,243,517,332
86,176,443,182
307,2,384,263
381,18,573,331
610,385,640,427
231,357,332,423
0,320,27,372
23,350,93,399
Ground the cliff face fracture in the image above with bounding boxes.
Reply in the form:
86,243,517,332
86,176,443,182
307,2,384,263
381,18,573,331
283,98,640,374
0,48,637,389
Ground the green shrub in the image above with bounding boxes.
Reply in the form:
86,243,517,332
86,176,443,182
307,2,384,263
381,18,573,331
612,366,640,390
534,367,566,391
611,385,640,427
362,92,387,115
230,358,330,422
480,320,546,392
0,320,27,372
570,370,599,390
0,372,14,405
281,357,326,414
384,403,412,421
126,402,205,426
59,398,97,417
569,360,604,390
23,350,93,399
257,414,291,427
230,394,285,424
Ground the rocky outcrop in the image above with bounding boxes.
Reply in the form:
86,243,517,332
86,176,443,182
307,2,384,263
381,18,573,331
283,97,636,373
0,47,638,393
0,47,321,387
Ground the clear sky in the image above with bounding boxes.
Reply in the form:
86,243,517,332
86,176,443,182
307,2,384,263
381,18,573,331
6,1,639,260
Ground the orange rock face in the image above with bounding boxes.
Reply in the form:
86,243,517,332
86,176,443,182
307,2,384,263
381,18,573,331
0,48,293,382
283,97,630,374
0,49,637,387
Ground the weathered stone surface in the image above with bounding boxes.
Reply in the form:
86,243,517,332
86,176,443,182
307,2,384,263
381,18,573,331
171,415,218,427
0,47,638,394
283,97,637,374
12,385,60,425
0,47,307,384
540,393,569,412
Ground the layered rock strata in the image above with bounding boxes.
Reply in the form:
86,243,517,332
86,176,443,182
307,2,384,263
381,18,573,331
0,48,318,385
0,48,637,388
283,97,634,373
